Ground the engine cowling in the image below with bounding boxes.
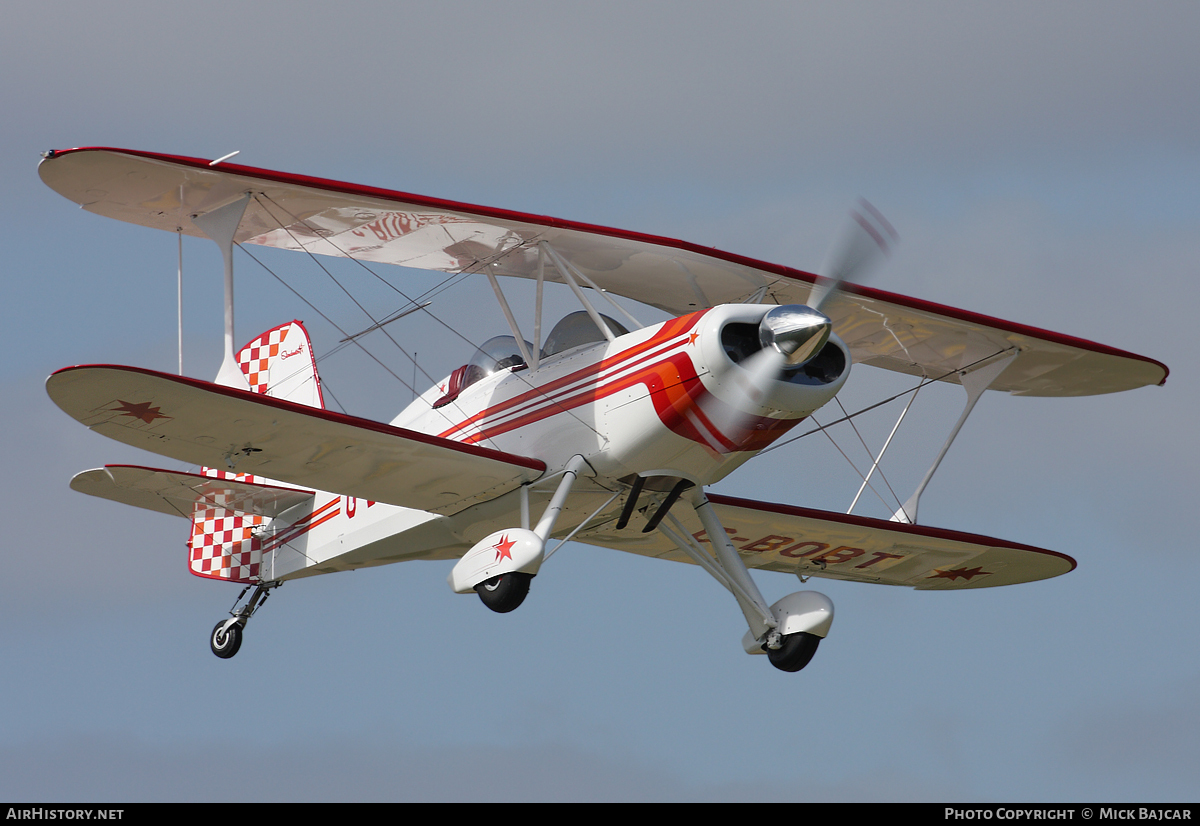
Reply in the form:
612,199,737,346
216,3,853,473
590,304,851,486
692,303,851,437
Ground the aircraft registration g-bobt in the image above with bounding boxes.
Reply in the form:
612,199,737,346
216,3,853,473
38,147,1168,672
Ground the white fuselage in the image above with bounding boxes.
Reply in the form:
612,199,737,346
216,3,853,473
260,306,850,581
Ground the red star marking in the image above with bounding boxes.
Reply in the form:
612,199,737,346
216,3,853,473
112,399,172,424
929,566,990,581
493,534,516,562
687,331,699,345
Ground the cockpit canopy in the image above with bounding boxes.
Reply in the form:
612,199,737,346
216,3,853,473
432,313,628,409
540,311,630,359
466,335,531,384
433,335,531,409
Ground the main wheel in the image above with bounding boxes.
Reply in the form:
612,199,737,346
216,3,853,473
474,572,532,613
766,631,820,672
210,621,243,659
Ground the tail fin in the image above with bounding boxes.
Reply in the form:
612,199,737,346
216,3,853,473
220,320,325,409
193,320,322,581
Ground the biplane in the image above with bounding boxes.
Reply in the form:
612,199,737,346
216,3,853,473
38,147,1168,672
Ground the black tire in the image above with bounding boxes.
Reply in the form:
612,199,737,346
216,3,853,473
210,621,243,659
474,572,532,613
766,631,820,673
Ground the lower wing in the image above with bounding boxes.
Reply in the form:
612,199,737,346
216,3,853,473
578,493,1074,590
70,464,314,519
47,365,545,515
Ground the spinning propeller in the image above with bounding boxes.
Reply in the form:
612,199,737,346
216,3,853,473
806,199,898,315
712,200,898,445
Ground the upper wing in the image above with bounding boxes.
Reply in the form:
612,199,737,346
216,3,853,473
47,365,545,515
577,493,1074,590
39,147,1167,397
71,464,314,519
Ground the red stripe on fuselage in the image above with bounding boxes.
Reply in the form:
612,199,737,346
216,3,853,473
437,313,705,443
460,349,707,446
434,308,806,454
260,496,341,552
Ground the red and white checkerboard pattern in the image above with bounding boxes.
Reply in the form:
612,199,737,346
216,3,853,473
189,321,319,582
236,323,292,395
188,467,267,584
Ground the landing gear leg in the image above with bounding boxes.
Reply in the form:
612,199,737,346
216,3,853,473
652,490,832,673
688,491,779,643
210,581,279,660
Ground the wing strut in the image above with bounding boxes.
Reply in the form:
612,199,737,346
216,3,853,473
540,242,616,342
485,267,538,370
533,245,546,368
192,194,251,391
540,242,645,334
892,349,1018,524
176,226,183,375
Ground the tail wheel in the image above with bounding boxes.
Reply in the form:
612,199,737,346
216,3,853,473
766,632,820,673
474,572,532,613
210,621,243,659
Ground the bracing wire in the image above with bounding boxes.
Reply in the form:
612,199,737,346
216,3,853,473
757,349,1016,515
806,413,898,513
245,197,529,446
758,349,1015,457
250,195,445,396
236,245,421,399
833,396,905,510
242,192,1014,483
250,194,609,443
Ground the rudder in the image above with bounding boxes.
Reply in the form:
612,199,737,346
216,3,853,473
230,320,325,409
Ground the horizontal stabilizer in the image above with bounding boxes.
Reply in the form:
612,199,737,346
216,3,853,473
579,493,1074,590
70,464,313,519
48,364,545,514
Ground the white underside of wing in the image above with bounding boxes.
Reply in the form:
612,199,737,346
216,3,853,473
38,148,1167,398
577,493,1074,590
47,365,545,516
70,464,314,519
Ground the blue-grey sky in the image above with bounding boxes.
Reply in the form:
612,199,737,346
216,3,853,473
2,1,1197,802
